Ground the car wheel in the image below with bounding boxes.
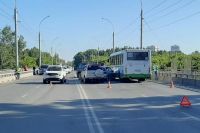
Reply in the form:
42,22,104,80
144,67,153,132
60,77,65,84
138,78,145,83
83,77,88,84
43,79,46,84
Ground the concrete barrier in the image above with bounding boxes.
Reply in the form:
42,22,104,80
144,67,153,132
0,71,33,84
152,71,200,89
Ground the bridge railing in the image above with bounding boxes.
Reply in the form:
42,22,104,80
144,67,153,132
152,71,200,89
0,70,33,84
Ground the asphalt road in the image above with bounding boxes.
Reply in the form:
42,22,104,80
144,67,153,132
0,72,200,133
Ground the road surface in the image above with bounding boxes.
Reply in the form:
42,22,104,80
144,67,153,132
0,72,200,133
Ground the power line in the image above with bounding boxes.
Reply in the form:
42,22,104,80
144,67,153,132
116,0,172,36
116,0,170,36
0,1,13,11
147,0,196,24
18,14,36,36
146,0,184,19
116,16,140,35
145,0,168,15
156,10,200,30
0,8,12,17
0,12,12,21
159,0,196,18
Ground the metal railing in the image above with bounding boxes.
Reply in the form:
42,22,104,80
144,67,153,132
153,71,200,89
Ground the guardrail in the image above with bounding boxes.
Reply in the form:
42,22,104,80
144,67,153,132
0,70,33,84
152,71,200,89
0,69,15,74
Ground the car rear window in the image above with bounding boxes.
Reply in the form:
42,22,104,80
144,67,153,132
41,65,48,69
87,65,101,70
47,66,61,71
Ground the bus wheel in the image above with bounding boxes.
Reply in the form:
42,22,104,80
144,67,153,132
138,78,145,83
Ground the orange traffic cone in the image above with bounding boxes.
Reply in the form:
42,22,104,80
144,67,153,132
170,80,175,88
107,81,112,89
180,96,191,107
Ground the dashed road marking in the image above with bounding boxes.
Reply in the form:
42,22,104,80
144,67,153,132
181,112,200,121
21,94,28,98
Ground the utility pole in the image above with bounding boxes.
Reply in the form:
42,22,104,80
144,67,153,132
14,0,19,69
112,32,115,53
51,47,53,65
101,18,115,53
97,46,99,64
39,32,41,66
38,16,50,67
55,52,57,65
140,0,143,49
0,52,3,69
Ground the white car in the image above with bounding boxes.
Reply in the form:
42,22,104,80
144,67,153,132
43,65,66,84
81,64,107,83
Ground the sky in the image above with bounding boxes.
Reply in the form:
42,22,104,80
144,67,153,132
0,0,200,61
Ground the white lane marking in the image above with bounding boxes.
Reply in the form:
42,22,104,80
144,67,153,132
141,94,147,97
36,85,41,89
21,94,28,98
78,84,104,133
181,112,200,121
76,84,95,133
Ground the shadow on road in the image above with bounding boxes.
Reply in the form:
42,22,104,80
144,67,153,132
16,81,43,85
66,78,140,85
0,95,200,133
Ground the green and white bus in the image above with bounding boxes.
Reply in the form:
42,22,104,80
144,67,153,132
109,49,151,81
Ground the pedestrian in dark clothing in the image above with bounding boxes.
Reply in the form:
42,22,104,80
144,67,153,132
33,66,36,75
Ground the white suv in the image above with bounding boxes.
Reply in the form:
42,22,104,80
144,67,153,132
43,65,66,84
81,65,107,83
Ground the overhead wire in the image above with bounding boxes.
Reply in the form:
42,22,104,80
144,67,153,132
0,12,12,21
145,0,184,19
155,10,200,30
144,0,168,15
0,1,13,24
116,0,169,36
158,0,196,18
0,8,12,17
147,0,197,24
115,17,140,36
18,12,37,35
0,1,13,11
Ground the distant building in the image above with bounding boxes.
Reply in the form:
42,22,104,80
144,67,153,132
171,45,180,52
146,45,156,52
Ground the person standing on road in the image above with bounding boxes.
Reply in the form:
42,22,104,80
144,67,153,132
15,67,21,80
33,66,36,75
153,65,159,80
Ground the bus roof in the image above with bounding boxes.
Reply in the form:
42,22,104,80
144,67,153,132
110,49,151,57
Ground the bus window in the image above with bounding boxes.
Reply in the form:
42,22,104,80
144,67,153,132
127,52,148,60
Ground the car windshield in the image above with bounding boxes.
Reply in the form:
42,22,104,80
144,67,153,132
41,65,48,69
47,66,61,71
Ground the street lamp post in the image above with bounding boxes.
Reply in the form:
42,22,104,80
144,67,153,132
39,15,50,67
101,18,115,53
51,37,59,65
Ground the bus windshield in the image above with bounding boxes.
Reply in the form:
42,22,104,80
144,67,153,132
127,52,149,60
